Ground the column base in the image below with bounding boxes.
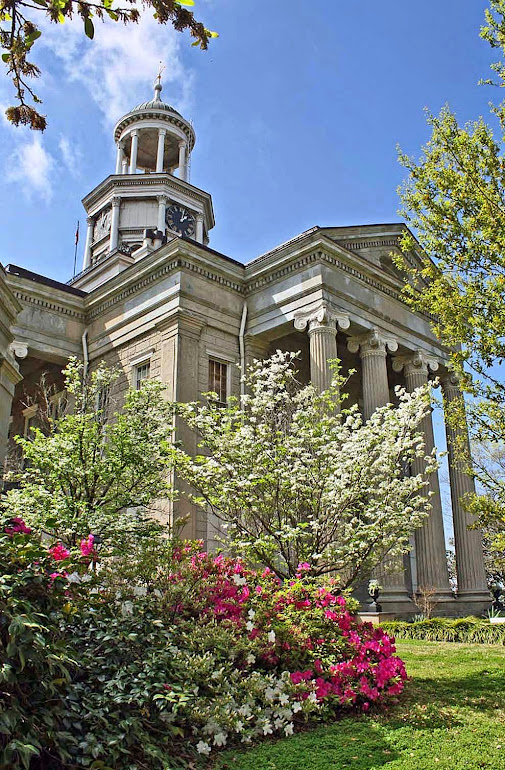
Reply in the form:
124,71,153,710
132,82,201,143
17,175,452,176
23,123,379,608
361,590,419,618
454,589,491,618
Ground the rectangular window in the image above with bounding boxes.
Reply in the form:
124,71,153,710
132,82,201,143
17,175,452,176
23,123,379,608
135,361,150,390
208,359,228,405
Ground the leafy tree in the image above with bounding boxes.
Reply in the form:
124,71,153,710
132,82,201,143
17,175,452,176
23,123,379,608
3,358,174,549
396,0,505,547
168,351,437,586
0,0,217,130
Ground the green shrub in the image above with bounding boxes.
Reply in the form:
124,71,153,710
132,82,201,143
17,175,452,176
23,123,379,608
381,617,505,645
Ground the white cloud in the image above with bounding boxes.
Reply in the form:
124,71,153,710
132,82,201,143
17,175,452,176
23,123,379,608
7,135,55,201
39,12,194,128
59,134,82,176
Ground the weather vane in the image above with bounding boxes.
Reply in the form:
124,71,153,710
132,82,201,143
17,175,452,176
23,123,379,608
156,61,165,85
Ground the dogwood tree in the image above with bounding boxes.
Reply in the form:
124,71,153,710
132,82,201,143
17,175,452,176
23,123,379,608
3,358,174,549
168,351,437,586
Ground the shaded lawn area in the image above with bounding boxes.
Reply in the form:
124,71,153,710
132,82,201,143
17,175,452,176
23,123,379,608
214,640,505,770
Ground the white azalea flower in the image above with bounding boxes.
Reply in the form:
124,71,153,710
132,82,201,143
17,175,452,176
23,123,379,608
292,701,302,713
284,722,294,736
246,653,256,665
247,608,256,620
196,741,211,755
245,621,254,632
213,732,227,747
267,630,276,644
232,574,247,586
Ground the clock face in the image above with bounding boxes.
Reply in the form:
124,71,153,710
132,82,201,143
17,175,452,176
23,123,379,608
166,204,195,238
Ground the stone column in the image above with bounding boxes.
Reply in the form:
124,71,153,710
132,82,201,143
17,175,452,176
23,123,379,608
441,373,490,608
157,195,168,234
109,198,120,252
83,216,94,270
196,213,204,243
347,328,416,613
129,130,139,174
121,158,128,174
115,142,124,174
156,129,166,173
178,141,188,181
347,327,397,419
294,303,349,395
394,352,454,606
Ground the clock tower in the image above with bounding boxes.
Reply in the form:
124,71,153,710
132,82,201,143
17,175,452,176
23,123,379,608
72,77,215,292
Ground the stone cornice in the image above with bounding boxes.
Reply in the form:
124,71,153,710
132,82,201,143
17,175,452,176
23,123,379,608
6,275,86,321
82,174,215,230
84,242,246,322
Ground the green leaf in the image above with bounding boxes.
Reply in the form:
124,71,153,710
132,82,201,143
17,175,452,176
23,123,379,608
84,16,94,39
175,0,195,5
1,53,10,62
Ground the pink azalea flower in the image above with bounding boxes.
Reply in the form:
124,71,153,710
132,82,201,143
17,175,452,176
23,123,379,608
49,543,70,561
80,534,95,557
5,517,32,536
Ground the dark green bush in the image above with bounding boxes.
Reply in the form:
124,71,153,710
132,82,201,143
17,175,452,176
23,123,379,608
381,617,505,645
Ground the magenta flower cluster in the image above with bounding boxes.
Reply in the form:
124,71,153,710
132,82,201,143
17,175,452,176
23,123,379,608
166,545,408,713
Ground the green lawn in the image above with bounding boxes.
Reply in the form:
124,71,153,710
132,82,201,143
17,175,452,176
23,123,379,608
214,640,505,770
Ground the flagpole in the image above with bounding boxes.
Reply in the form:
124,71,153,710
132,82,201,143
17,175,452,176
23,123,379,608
73,220,80,277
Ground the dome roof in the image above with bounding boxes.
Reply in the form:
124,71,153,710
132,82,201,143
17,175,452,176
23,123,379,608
122,81,181,120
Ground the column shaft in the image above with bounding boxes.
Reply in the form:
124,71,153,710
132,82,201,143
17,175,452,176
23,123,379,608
156,130,166,173
129,131,139,174
196,214,204,243
361,349,390,420
178,141,187,181
442,377,489,600
404,361,453,600
307,324,338,394
115,142,124,174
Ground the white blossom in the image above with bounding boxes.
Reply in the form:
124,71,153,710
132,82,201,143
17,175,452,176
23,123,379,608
196,741,211,756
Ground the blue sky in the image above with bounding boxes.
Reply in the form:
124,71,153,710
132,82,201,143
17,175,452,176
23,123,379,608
0,0,494,280
0,0,496,541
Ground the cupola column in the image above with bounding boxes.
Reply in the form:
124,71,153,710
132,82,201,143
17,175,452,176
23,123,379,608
178,140,188,181
129,130,139,174
156,129,167,173
83,216,94,270
115,141,124,175
157,195,168,234
109,197,121,252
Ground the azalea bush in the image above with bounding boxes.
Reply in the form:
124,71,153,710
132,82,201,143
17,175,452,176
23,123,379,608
1,521,408,769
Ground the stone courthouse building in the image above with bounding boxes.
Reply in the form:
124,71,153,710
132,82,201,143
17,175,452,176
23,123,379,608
0,80,490,616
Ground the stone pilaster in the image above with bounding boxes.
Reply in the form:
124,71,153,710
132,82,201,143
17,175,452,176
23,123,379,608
441,373,490,609
348,328,416,614
394,351,454,608
157,195,168,234
294,303,349,394
109,197,121,252
83,216,94,270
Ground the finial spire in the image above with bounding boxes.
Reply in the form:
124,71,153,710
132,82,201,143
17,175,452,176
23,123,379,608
154,62,165,101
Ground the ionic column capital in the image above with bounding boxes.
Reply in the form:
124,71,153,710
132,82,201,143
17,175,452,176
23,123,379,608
86,215,94,226
130,129,139,138
347,327,398,356
158,128,167,137
393,350,439,377
294,303,349,335
9,341,28,360
111,196,121,208
157,194,169,205
178,139,186,149
440,370,460,392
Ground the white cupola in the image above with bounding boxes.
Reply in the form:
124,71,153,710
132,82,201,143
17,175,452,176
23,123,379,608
72,77,215,292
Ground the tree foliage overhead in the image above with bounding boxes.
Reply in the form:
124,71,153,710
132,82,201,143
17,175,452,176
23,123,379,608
396,0,505,548
0,0,217,130
168,352,436,586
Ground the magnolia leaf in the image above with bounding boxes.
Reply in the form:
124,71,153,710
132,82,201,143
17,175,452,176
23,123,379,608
84,17,94,39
